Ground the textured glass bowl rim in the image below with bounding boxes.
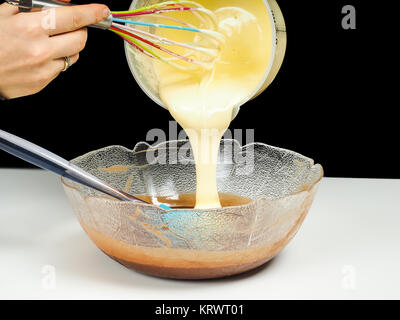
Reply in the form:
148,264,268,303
124,0,279,112
61,140,324,211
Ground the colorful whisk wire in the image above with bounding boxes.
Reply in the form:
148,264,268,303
109,0,225,69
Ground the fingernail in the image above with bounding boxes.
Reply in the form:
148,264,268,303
103,7,110,18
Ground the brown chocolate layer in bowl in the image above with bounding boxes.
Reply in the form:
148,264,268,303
109,253,274,279
76,188,315,279
80,210,306,280
134,193,253,209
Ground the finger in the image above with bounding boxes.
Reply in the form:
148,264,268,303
21,53,79,95
48,4,109,36
50,28,87,58
0,2,19,16
54,53,79,74
47,53,79,82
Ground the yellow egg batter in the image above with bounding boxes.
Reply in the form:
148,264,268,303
154,0,273,209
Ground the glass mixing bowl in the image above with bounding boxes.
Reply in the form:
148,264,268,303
124,0,287,119
61,140,323,279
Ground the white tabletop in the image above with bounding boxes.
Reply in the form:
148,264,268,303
0,169,399,300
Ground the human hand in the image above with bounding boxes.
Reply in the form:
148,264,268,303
0,1,109,99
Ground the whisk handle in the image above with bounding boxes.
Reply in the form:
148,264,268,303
6,0,112,30
19,0,70,11
0,129,134,202
0,129,172,209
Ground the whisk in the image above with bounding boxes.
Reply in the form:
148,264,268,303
6,0,225,70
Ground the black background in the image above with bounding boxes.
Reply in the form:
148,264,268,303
0,0,397,178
